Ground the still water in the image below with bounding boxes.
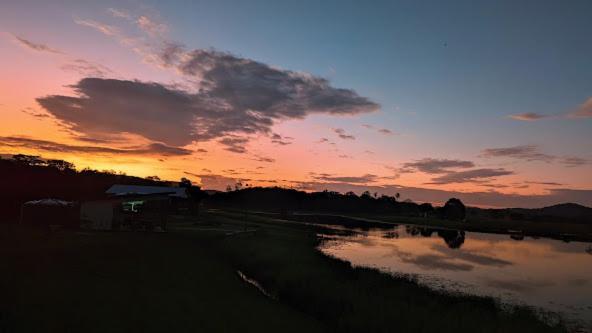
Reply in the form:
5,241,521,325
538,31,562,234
318,225,592,328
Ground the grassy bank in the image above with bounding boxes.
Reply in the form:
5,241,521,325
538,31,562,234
0,211,568,332
0,223,322,333
215,210,567,333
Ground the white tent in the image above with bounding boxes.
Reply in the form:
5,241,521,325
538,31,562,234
24,199,73,206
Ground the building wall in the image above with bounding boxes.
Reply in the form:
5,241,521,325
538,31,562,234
80,200,115,230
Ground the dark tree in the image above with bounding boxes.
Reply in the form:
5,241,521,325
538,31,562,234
46,159,75,171
441,198,466,221
235,181,243,191
418,203,434,217
179,177,207,215
179,177,192,188
12,154,45,167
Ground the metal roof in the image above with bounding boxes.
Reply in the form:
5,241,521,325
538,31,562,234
106,184,188,198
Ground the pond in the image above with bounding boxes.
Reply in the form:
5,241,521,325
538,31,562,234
318,224,592,329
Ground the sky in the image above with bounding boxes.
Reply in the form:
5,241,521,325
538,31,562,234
1,0,591,208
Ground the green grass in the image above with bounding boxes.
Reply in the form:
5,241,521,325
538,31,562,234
0,223,323,333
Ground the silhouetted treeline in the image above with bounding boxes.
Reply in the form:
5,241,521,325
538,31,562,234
206,187,412,214
205,187,467,220
0,155,168,222
0,154,471,223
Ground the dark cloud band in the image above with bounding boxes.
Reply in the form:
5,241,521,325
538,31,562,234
37,47,378,154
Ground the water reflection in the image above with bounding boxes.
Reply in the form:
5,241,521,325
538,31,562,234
404,226,465,249
319,224,592,328
510,234,525,241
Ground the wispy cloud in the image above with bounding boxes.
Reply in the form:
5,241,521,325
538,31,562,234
11,34,62,54
569,97,592,118
60,59,113,77
401,158,475,174
7,32,116,80
74,17,146,58
508,97,592,120
481,145,589,167
107,8,168,37
561,156,589,167
74,18,120,37
270,133,293,146
362,124,395,135
0,136,191,156
218,137,249,154
426,168,514,185
317,137,336,146
333,128,356,140
107,8,132,20
136,15,168,37
394,158,510,185
480,145,555,162
251,154,275,163
312,173,379,184
507,113,551,121
20,107,51,119
524,181,564,186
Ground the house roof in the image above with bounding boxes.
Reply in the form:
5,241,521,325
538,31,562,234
106,184,188,198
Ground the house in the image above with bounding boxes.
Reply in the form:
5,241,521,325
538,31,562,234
80,185,188,231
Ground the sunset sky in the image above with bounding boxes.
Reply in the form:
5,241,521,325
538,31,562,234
1,0,591,208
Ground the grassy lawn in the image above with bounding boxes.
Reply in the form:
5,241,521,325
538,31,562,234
0,210,568,332
0,223,323,333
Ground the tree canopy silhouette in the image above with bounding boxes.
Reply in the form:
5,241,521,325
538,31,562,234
440,198,466,221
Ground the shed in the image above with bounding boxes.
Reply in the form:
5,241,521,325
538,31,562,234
80,199,120,230
81,185,187,231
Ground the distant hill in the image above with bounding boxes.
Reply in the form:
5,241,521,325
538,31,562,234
468,203,592,224
537,203,592,219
